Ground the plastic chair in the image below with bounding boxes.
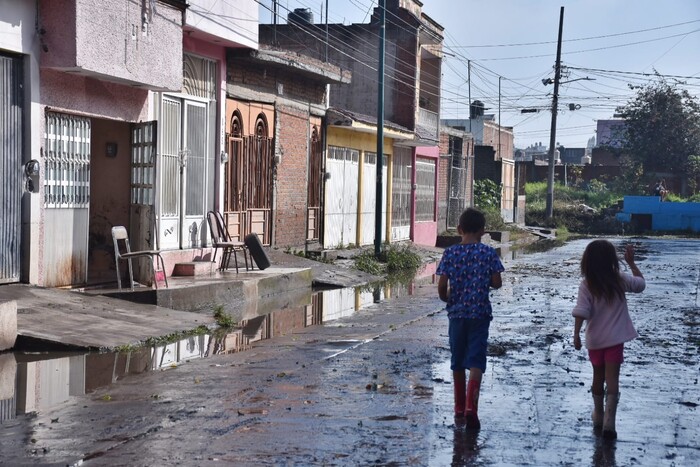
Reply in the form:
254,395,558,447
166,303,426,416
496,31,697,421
111,226,168,291
207,211,249,273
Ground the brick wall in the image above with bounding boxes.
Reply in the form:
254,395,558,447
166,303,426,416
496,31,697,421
275,104,310,248
437,132,451,233
227,57,327,105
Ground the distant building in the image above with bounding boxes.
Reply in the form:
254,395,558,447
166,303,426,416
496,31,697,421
596,119,626,148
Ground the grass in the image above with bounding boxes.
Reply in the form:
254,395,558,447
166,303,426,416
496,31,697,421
213,305,236,328
525,182,624,234
354,243,422,276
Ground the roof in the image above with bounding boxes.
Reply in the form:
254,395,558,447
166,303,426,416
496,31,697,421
326,107,414,140
229,47,351,85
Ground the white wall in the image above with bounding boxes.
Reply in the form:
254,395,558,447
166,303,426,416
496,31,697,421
186,0,258,49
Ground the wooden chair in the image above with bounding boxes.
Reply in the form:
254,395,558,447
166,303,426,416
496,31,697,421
111,226,168,291
207,211,249,273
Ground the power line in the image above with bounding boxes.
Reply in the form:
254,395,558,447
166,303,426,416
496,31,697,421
567,66,700,81
446,18,700,48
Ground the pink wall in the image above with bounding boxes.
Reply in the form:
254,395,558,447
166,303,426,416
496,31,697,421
412,145,440,247
41,69,149,121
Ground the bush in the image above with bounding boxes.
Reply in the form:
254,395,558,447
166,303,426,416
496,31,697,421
524,181,624,233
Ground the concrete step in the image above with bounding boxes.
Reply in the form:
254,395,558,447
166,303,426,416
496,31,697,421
172,261,216,277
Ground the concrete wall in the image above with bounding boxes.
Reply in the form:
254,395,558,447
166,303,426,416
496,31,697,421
41,69,149,122
185,0,258,49
0,300,17,351
618,196,700,232
40,0,183,91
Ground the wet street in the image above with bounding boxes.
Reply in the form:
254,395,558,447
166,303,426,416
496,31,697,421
0,237,698,466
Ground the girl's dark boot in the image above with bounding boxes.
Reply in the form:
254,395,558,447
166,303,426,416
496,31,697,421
592,390,604,433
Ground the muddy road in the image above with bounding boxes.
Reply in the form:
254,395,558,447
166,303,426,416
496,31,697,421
0,237,698,466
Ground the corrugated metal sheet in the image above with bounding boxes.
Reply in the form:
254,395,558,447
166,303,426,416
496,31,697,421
0,54,23,283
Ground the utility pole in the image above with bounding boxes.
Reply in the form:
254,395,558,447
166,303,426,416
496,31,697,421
374,0,386,258
468,60,471,133
498,76,501,160
546,6,564,220
325,0,329,62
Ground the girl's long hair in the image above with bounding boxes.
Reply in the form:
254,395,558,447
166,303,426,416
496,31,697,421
581,240,625,302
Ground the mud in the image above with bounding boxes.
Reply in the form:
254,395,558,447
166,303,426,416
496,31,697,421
0,237,698,466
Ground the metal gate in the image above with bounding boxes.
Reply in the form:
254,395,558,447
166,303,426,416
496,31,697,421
324,146,359,249
391,147,412,241
447,155,469,228
224,112,274,245
44,112,91,287
159,97,212,249
0,53,23,283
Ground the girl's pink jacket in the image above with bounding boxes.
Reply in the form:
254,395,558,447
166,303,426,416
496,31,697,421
572,272,646,350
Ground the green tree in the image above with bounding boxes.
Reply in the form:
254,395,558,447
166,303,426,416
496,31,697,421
687,154,700,195
616,78,700,193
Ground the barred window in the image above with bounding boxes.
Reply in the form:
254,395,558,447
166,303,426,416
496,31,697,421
44,113,91,208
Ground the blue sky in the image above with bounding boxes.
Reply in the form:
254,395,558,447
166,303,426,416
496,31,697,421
259,0,700,150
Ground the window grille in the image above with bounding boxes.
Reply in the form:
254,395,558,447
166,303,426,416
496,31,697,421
44,113,90,209
183,54,217,100
415,158,436,222
131,122,157,206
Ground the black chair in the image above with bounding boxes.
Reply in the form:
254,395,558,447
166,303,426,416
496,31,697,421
207,211,249,273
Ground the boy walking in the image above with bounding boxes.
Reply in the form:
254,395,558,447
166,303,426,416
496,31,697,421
437,208,504,429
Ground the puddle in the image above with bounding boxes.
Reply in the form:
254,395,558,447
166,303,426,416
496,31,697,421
0,269,439,421
0,237,624,423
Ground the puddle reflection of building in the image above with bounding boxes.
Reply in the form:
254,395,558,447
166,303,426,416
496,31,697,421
0,353,17,421
452,427,480,465
592,438,617,467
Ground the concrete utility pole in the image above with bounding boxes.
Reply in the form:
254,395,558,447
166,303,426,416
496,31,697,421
374,0,386,258
546,6,564,220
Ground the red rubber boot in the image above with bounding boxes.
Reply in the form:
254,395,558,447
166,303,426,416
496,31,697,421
465,379,481,429
453,371,466,418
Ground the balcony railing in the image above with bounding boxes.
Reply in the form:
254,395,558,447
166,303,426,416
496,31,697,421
418,107,439,140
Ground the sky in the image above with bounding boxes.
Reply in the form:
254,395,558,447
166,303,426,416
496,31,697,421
258,0,700,150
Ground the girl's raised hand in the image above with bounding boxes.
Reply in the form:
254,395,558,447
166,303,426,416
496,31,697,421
624,244,635,265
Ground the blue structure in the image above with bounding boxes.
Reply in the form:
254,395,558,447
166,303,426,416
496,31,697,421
617,196,700,232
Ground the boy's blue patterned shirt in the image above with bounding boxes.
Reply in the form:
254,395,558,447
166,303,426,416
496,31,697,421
436,242,504,320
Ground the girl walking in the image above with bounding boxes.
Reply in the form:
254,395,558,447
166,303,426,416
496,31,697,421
572,240,645,439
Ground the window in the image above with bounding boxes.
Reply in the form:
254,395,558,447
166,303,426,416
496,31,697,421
44,113,91,208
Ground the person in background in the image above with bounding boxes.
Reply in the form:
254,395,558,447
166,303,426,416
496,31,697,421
437,208,504,429
653,179,667,201
572,240,645,439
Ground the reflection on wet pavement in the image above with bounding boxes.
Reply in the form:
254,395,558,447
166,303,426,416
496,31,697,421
0,264,440,421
